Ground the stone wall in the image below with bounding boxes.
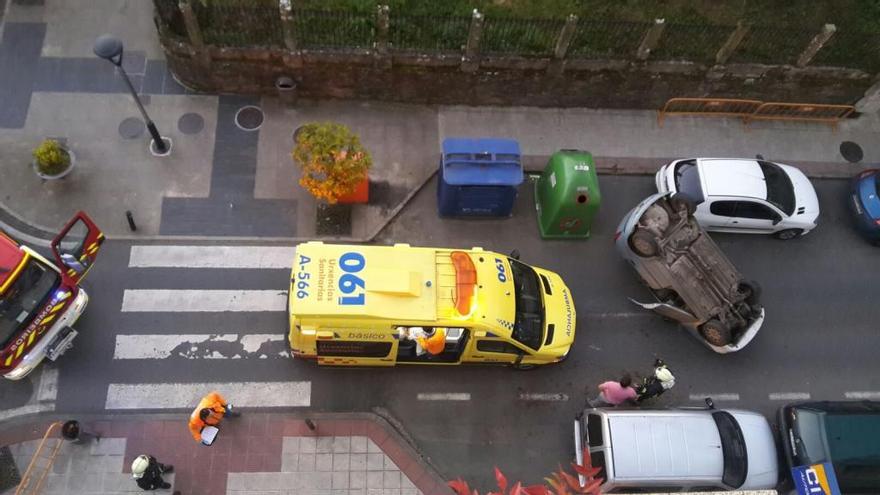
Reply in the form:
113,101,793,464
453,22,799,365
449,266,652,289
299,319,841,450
162,39,874,110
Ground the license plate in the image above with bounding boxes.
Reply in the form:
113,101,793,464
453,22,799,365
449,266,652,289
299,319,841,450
46,327,78,361
852,195,863,215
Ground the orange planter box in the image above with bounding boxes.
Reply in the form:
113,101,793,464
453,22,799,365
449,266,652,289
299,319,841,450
336,177,369,204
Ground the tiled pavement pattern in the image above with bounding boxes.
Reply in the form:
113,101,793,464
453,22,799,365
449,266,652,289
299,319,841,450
0,414,447,495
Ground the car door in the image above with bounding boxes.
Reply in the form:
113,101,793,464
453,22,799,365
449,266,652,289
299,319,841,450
699,199,738,231
728,200,782,233
471,338,523,365
50,211,104,284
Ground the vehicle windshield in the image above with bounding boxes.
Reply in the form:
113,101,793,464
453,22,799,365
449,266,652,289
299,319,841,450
0,259,60,347
758,161,796,215
507,258,544,351
713,411,748,489
793,408,880,493
673,159,705,203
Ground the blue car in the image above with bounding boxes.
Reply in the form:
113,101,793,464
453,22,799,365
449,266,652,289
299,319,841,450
849,169,880,244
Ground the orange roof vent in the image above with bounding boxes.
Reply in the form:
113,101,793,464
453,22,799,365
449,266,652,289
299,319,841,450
450,251,477,315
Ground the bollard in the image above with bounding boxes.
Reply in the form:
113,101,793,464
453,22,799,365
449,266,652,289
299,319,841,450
304,419,317,431
126,211,137,231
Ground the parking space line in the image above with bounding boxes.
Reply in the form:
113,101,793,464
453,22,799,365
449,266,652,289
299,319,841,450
844,391,880,399
518,393,569,401
769,392,811,401
114,334,288,359
121,289,287,312
417,393,470,401
129,245,295,269
106,381,311,409
689,393,739,401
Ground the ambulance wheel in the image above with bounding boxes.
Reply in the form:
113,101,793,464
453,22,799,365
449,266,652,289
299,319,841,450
699,319,732,347
629,230,658,258
512,363,537,371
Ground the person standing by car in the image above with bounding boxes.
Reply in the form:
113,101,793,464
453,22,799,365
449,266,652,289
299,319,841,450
131,454,173,491
590,374,638,407
636,359,676,403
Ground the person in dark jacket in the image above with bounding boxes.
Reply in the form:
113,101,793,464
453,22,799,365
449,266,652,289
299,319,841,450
131,454,173,490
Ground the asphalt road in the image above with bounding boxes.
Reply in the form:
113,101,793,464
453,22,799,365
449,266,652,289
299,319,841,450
2,175,878,490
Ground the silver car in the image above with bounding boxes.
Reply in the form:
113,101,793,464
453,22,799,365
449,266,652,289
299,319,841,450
574,404,780,492
615,192,764,353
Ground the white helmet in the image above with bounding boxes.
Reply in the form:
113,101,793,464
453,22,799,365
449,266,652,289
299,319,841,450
655,366,674,383
131,455,150,478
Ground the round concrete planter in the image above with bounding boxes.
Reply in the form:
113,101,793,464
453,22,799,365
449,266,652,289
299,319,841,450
33,148,76,180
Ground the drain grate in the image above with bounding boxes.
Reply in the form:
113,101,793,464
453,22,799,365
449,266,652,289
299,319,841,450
840,141,864,163
235,106,264,131
118,117,145,139
178,112,205,135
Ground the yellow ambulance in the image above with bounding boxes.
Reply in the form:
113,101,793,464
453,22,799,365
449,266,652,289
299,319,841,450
287,242,576,368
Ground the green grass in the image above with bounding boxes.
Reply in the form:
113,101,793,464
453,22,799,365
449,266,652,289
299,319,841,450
154,0,880,70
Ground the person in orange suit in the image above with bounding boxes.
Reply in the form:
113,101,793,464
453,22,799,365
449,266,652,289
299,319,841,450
189,391,238,443
417,327,446,356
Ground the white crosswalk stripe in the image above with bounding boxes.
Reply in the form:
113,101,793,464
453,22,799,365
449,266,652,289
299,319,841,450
105,382,311,409
113,334,288,359
129,245,295,269
121,289,288,312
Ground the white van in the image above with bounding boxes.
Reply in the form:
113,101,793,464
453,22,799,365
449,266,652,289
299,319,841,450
573,403,779,493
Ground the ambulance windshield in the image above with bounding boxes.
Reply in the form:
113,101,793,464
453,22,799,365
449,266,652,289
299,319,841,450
508,258,544,351
0,259,59,346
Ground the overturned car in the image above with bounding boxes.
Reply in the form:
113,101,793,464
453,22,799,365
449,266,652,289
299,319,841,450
615,192,764,353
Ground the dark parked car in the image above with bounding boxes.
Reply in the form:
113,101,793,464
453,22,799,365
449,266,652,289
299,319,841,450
849,169,880,244
778,400,880,494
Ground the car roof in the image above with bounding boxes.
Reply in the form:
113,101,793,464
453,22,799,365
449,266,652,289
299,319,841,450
698,159,767,200
606,411,724,480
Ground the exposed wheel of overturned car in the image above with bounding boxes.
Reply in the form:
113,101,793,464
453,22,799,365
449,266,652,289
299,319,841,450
699,319,732,346
629,230,659,258
737,279,762,306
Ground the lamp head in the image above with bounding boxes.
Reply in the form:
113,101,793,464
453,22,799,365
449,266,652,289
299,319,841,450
94,34,124,66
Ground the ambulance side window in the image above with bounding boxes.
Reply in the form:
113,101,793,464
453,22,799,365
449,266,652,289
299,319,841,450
317,341,392,358
476,340,521,354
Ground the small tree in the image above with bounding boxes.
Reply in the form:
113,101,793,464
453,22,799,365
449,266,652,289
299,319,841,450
292,122,372,204
449,449,603,495
32,139,71,176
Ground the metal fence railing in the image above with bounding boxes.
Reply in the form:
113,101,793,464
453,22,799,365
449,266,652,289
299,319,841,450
149,0,879,73
653,23,737,63
390,14,470,53
730,24,819,65
568,20,652,59
294,9,375,50
812,29,880,73
480,17,566,56
196,0,284,48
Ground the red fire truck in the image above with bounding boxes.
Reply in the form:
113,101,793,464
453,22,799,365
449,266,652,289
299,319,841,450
0,212,103,379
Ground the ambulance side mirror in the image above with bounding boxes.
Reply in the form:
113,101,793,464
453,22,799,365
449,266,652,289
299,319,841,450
509,249,520,260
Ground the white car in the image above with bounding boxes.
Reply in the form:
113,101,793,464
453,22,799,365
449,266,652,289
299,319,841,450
656,158,820,239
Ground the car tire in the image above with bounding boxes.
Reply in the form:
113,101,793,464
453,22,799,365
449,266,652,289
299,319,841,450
737,279,762,306
669,194,697,216
775,228,803,240
629,230,659,258
699,319,732,346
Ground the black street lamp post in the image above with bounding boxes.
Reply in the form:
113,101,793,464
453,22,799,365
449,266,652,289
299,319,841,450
93,34,168,154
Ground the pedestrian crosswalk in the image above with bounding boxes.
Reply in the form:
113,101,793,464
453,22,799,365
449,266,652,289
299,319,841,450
100,244,308,410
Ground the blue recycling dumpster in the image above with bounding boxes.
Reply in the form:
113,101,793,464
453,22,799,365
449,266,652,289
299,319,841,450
437,138,524,217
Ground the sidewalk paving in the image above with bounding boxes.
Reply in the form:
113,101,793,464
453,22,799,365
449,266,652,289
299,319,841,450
0,412,447,495
2,0,879,243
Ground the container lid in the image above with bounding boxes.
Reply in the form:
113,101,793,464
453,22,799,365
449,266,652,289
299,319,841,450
441,138,523,186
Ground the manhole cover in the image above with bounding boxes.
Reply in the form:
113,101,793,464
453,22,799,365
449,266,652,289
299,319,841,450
235,106,263,131
840,141,864,163
118,117,145,139
178,112,204,135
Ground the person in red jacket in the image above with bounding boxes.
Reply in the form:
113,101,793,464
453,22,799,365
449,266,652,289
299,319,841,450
188,391,239,443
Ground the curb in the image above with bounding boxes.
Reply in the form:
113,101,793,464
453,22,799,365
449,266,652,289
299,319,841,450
0,156,867,245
